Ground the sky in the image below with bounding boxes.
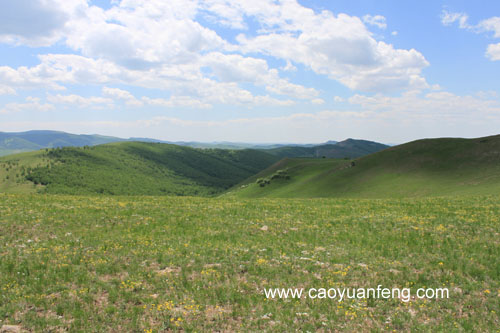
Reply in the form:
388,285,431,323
0,0,499,144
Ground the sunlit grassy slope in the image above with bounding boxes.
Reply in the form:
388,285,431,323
228,134,500,198
0,150,47,194
0,142,279,196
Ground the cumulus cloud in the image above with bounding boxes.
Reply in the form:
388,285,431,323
142,96,212,109
0,0,85,47
477,17,500,37
65,1,227,69
5,1,499,143
0,62,66,91
281,60,297,72
442,10,500,61
47,94,114,108
362,15,387,29
235,5,429,92
102,87,143,107
348,90,500,117
101,85,296,109
441,10,500,36
0,97,54,114
311,98,325,105
0,0,431,100
0,85,16,95
486,43,500,61
440,10,470,28
201,52,318,99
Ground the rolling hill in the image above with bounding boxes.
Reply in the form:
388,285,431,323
0,142,279,196
226,134,500,198
263,138,389,159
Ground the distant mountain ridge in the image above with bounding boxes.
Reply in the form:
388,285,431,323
1,130,386,156
0,131,126,156
263,138,389,159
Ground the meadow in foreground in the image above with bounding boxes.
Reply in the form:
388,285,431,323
0,194,499,331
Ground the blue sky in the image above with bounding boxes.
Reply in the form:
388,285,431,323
0,0,499,143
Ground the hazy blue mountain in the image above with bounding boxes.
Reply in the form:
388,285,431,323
0,131,126,156
0,130,382,158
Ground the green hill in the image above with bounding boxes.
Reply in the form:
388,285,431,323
0,142,279,196
227,134,500,198
264,138,388,159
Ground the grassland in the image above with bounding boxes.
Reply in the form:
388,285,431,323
0,194,498,331
230,135,500,198
0,142,278,196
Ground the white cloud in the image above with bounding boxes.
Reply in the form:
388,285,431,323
440,10,470,29
311,98,325,105
391,31,398,36
441,10,500,36
102,87,143,106
251,95,295,107
102,87,136,101
0,85,16,95
0,63,66,91
47,94,114,108
0,0,435,110
333,96,345,103
235,5,429,92
486,43,500,61
0,0,89,47
202,52,318,99
200,1,247,30
2,0,428,94
65,0,226,69
265,76,318,100
362,15,387,29
0,97,54,114
441,11,500,62
0,48,308,109
477,17,500,38
142,96,212,109
281,60,297,72
348,90,500,117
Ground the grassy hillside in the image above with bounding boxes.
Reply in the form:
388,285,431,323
264,138,388,159
229,134,500,198
1,194,498,331
0,142,278,196
0,151,48,194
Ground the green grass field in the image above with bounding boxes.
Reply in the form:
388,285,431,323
1,194,498,331
1,135,499,331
